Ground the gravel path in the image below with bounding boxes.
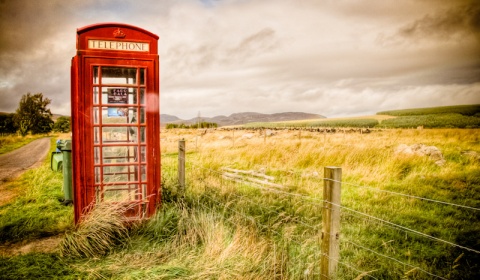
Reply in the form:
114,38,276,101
0,137,51,184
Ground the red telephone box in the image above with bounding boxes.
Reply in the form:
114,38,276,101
71,23,160,224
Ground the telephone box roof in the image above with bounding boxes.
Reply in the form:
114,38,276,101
77,22,159,40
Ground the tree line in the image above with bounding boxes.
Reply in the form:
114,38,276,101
166,121,218,129
0,93,70,136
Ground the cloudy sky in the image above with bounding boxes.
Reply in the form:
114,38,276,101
1,0,479,119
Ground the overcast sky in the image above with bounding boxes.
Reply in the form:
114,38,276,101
1,0,479,119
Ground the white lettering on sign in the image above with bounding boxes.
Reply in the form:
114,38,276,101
88,40,149,52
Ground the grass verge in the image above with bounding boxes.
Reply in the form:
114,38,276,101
0,137,73,244
0,134,46,155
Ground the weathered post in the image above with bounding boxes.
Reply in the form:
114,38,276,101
321,166,342,279
178,139,186,196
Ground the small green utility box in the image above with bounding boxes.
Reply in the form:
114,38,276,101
57,139,73,205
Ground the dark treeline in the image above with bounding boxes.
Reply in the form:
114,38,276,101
166,122,218,129
0,93,71,136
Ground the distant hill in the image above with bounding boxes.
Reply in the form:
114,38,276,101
160,114,181,123
161,112,325,127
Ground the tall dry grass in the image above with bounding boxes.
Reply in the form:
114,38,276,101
4,129,478,279
156,128,479,279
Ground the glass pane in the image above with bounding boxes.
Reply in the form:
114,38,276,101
102,126,138,143
102,146,138,163
95,167,101,183
141,146,146,162
140,127,146,143
141,165,146,182
94,147,100,164
141,184,147,202
101,87,136,105
139,68,145,85
93,87,99,104
140,88,145,104
93,66,99,84
94,127,100,144
101,107,138,124
101,67,137,85
103,166,138,183
140,107,145,124
103,185,138,202
93,107,99,124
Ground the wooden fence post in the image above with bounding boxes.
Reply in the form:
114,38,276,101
178,139,186,196
321,166,342,279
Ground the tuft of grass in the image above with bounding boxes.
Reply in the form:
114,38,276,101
60,202,138,258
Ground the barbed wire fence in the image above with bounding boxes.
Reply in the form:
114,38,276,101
164,139,479,279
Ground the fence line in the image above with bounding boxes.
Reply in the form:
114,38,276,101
186,159,480,252
191,186,331,279
187,170,378,279
183,156,326,204
324,201,480,254
183,154,479,213
172,142,479,278
325,178,480,211
184,162,446,278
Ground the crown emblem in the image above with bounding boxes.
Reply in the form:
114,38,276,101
113,28,126,38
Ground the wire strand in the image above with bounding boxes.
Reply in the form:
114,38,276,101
344,239,447,279
325,202,480,254
187,159,326,203
325,178,480,211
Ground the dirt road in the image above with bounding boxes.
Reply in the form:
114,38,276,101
0,137,51,184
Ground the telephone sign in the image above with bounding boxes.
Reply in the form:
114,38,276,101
71,23,160,224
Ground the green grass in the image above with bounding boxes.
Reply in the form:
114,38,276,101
152,128,480,279
379,113,480,128
0,134,46,155
0,253,87,279
0,138,73,244
0,129,479,279
377,104,480,117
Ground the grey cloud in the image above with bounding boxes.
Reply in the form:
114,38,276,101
227,28,277,59
163,28,278,81
388,2,480,43
1,0,479,119
0,0,82,54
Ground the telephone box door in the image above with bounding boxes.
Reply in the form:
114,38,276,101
72,23,160,224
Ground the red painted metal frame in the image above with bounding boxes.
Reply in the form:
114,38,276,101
71,23,160,224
